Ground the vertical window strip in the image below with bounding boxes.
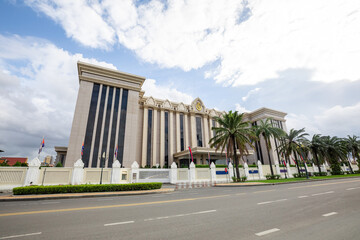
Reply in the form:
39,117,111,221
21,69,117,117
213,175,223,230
146,109,153,166
180,114,184,151
196,116,203,147
82,83,100,167
100,87,113,167
91,85,107,168
117,89,128,166
212,119,216,139
108,88,120,167
164,112,169,167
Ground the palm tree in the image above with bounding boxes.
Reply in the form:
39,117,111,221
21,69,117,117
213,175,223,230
343,135,360,172
322,136,347,175
253,118,285,176
278,128,309,174
303,134,325,173
209,111,255,180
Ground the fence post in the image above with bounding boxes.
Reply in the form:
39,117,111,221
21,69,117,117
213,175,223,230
322,163,327,174
111,160,121,184
244,162,250,179
210,162,216,185
189,162,196,182
275,163,281,175
228,162,234,181
71,159,84,185
312,163,317,173
24,157,41,186
130,161,139,183
286,163,294,178
170,162,177,184
257,161,265,180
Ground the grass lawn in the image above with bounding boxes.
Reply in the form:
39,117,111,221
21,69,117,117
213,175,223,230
247,173,360,183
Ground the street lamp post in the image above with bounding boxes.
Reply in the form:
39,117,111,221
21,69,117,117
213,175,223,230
99,152,106,184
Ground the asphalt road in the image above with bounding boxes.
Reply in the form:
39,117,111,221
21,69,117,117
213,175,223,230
1,178,360,240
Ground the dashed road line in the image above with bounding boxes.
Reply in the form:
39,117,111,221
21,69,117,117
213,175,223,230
322,212,338,217
104,221,134,226
288,179,360,189
253,190,275,194
144,210,216,221
311,191,334,196
255,228,280,236
298,195,309,198
346,187,360,191
257,199,287,205
0,232,42,239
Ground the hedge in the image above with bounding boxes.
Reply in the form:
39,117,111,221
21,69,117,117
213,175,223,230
13,183,162,195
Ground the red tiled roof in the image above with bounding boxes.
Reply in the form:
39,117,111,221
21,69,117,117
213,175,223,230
0,157,28,166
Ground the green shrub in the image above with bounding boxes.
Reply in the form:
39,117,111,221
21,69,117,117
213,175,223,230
265,174,281,180
293,173,307,178
21,162,28,167
313,172,327,176
55,162,63,167
13,161,22,167
232,176,247,182
248,164,257,168
13,183,163,195
195,164,210,168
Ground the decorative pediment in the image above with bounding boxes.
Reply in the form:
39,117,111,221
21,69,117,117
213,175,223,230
160,99,173,110
175,102,187,112
29,157,41,167
190,97,205,113
209,109,217,117
144,97,157,107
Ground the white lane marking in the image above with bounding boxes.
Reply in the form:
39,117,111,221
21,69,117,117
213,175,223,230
322,212,338,217
298,196,309,198
144,209,216,221
311,191,334,196
0,232,42,239
255,228,280,236
346,187,360,190
104,221,134,226
236,193,246,196
41,201,60,205
257,199,287,205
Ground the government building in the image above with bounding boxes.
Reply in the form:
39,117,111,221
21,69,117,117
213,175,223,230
56,62,287,168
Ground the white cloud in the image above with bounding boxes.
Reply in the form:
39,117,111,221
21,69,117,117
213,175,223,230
0,34,116,159
27,0,360,85
235,103,249,113
142,79,193,104
242,87,260,101
286,102,360,137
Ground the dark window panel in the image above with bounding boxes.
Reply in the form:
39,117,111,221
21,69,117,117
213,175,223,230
196,116,203,147
117,89,128,166
180,114,184,151
165,112,169,167
146,109,153,167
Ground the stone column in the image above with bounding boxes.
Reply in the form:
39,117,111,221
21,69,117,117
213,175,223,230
244,162,250,179
203,116,209,148
160,110,165,168
189,161,196,182
175,112,180,152
210,162,216,185
190,114,197,147
152,108,158,167
130,161,139,183
71,159,84,185
169,111,174,165
24,157,41,186
111,160,121,184
170,162,177,184
141,107,148,167
257,160,265,180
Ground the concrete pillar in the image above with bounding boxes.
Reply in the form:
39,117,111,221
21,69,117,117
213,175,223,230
275,163,281,175
170,162,177,184
189,161,196,182
210,162,216,184
111,160,121,184
190,114,197,147
169,111,174,165
24,157,41,186
286,163,293,178
228,162,234,180
312,163,317,173
176,112,180,152
71,159,84,185
257,160,265,180
130,161,139,183
244,162,250,179
141,107,148,167
152,108,158,167
203,116,209,147
160,110,165,168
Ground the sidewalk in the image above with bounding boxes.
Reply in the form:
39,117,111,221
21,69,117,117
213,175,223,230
0,188,174,202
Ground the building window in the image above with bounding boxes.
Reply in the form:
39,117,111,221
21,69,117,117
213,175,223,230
101,86,113,167
212,119,216,138
196,116,203,147
107,88,120,167
165,111,169,167
146,109,153,167
83,83,100,168
117,89,128,166
252,121,264,164
92,85,107,168
180,114,184,151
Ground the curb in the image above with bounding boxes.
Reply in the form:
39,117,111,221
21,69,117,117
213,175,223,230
215,176,360,187
0,188,174,202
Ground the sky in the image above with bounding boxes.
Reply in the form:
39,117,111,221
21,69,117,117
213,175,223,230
0,0,360,161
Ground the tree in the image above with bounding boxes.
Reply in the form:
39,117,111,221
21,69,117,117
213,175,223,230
303,134,325,173
343,135,360,172
278,128,309,174
253,118,285,176
209,111,255,180
322,136,347,175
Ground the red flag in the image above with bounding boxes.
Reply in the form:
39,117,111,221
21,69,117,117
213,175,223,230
188,146,194,162
283,160,287,167
38,137,45,154
225,168,228,173
81,141,84,156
